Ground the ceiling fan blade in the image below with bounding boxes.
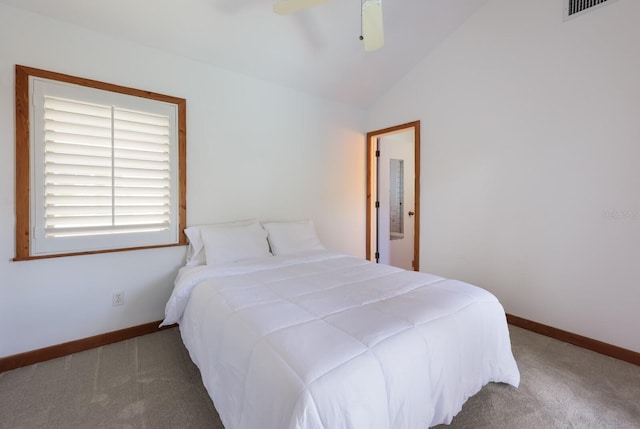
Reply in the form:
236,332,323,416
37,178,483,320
273,0,332,15
362,0,384,51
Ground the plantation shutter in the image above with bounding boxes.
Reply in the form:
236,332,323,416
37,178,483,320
31,77,179,255
43,96,171,237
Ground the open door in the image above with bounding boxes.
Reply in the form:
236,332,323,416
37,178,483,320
366,121,420,271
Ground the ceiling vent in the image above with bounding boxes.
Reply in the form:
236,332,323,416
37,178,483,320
563,0,617,20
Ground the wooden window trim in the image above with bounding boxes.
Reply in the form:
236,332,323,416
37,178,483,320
14,65,187,261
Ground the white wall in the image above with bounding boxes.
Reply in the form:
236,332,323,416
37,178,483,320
368,0,640,353
0,4,366,358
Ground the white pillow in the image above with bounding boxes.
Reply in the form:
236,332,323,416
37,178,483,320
184,226,206,266
201,221,271,265
184,219,257,266
263,220,325,256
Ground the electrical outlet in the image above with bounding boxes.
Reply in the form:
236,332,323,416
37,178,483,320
112,291,124,306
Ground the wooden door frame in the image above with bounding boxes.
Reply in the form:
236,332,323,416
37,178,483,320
366,121,421,271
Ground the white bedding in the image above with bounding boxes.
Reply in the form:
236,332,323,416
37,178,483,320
162,250,520,429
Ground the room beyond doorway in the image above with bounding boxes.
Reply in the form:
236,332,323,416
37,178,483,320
366,121,420,271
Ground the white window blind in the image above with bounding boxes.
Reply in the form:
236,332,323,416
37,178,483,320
31,78,179,255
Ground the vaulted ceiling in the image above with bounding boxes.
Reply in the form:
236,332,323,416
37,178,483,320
0,0,487,107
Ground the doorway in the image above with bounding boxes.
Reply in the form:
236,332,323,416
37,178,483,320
366,121,420,271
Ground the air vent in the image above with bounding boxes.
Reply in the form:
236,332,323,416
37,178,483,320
563,0,617,20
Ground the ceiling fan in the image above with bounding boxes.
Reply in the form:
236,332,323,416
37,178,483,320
272,0,384,52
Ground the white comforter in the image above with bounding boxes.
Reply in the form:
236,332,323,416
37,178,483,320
162,251,520,429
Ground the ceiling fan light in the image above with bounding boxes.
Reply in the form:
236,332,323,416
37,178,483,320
362,0,384,51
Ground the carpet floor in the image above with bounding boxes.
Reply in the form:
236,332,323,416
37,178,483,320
1,325,638,428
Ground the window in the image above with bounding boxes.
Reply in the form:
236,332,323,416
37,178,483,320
15,65,187,259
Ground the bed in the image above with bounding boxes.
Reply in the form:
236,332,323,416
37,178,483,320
161,220,520,429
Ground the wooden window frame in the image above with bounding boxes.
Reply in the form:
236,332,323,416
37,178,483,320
14,65,187,260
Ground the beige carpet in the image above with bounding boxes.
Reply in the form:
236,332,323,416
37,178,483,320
1,325,638,428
